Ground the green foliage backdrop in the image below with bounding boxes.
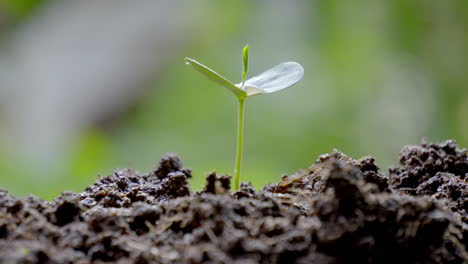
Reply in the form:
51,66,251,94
0,0,467,200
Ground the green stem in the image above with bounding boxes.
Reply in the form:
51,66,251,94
234,97,245,190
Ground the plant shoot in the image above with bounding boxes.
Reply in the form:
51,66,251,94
185,45,304,190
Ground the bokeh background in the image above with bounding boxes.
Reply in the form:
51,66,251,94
0,0,467,200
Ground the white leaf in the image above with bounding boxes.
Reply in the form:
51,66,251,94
239,62,304,96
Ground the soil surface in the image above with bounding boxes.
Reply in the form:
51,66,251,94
0,140,467,263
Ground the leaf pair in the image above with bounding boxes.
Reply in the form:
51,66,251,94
185,45,304,100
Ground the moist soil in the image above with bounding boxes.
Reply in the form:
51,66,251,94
0,139,467,264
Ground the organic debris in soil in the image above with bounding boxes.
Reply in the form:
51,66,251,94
0,140,467,264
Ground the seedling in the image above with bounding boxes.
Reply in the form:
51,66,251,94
185,45,304,190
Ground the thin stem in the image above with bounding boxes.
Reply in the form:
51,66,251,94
234,98,245,190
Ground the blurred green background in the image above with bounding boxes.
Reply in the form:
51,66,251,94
0,0,467,200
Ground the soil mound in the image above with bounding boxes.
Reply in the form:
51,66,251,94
0,140,467,263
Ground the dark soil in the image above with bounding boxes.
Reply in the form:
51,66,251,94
0,140,467,264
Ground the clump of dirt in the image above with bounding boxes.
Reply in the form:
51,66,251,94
389,139,468,223
79,153,192,208
0,140,467,263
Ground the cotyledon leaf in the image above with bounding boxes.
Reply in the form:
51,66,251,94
239,61,304,96
185,58,246,99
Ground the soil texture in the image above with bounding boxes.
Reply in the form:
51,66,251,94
0,140,467,263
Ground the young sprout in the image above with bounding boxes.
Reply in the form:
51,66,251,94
185,45,304,190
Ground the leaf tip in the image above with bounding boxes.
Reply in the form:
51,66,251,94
242,45,249,85
242,45,249,62
184,57,192,65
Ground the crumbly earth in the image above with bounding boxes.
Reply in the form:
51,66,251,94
0,140,467,264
